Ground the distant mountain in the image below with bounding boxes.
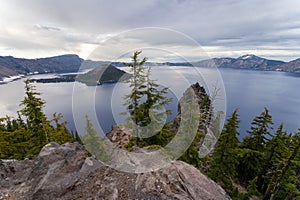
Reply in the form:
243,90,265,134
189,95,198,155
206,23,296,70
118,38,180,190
275,58,300,73
1,53,299,82
193,54,286,71
0,54,83,81
237,54,262,60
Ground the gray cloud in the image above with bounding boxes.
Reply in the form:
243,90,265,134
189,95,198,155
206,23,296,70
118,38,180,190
34,24,61,31
0,0,300,61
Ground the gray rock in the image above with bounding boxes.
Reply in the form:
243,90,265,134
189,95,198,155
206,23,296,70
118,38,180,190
0,142,230,200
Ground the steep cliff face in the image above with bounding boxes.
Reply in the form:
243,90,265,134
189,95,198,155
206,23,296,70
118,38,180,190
0,142,230,200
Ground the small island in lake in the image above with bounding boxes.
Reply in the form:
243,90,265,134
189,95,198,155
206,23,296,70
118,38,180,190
31,64,131,86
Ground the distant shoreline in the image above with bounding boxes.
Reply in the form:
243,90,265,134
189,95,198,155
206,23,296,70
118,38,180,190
1,65,299,85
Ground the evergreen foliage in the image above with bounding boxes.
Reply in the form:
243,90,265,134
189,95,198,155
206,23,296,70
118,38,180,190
209,109,240,178
263,131,300,200
208,109,241,196
122,51,172,146
207,109,300,200
122,50,147,142
0,79,75,159
241,107,273,152
122,51,205,168
82,115,110,162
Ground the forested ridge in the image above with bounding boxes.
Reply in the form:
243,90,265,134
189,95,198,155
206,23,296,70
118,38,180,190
0,52,299,200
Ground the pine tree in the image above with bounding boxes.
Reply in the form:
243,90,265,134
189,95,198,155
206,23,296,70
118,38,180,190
139,67,173,146
208,110,240,193
0,79,74,159
247,177,260,198
49,113,74,144
143,67,172,125
0,118,11,158
241,107,273,152
19,79,49,154
237,149,263,183
82,115,109,161
122,51,172,147
258,124,289,192
210,110,240,177
264,132,300,200
122,51,147,144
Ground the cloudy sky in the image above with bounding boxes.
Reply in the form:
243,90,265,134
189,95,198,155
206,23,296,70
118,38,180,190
1,0,300,61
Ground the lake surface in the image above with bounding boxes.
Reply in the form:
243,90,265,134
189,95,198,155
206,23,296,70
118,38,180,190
0,67,299,139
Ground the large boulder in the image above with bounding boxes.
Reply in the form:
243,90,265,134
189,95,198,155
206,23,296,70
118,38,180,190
0,142,230,200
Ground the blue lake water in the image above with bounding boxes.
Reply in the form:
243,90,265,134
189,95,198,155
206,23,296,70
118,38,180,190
0,67,299,139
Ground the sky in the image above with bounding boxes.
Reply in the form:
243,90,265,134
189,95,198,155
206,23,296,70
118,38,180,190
1,0,300,62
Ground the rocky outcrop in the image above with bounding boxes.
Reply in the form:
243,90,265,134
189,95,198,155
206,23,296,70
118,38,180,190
0,142,230,200
107,82,215,151
104,82,219,174
106,125,131,150
170,82,213,135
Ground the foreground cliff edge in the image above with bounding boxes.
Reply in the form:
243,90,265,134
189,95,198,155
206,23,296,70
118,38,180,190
0,142,230,200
